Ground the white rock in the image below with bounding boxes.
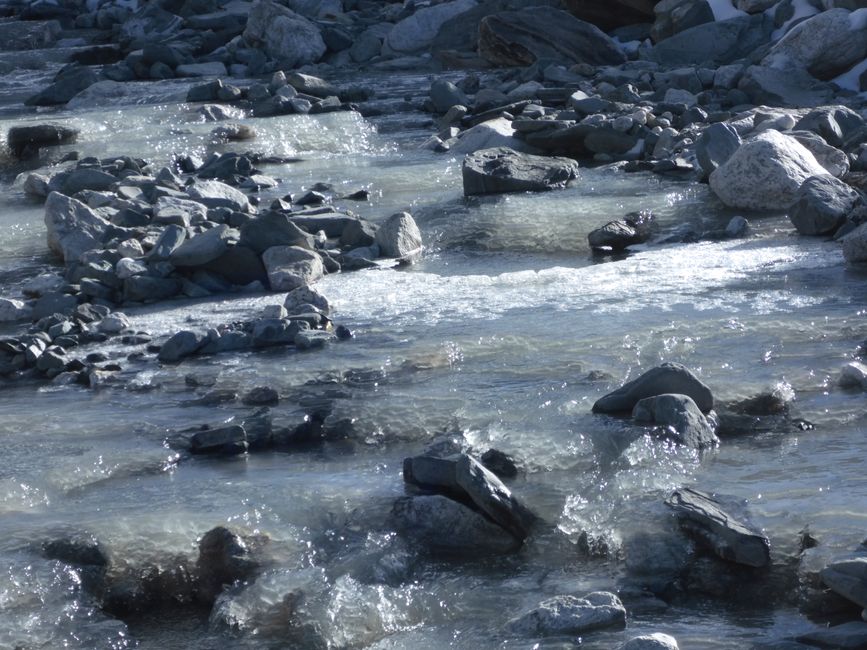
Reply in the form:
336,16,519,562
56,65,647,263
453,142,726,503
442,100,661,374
386,0,477,53
619,633,680,650
284,285,330,314
116,257,147,279
0,297,31,322
117,238,144,258
261,245,324,291
243,0,326,68
450,117,533,155
261,304,287,319
374,212,423,259
22,272,64,297
98,312,131,334
709,130,827,210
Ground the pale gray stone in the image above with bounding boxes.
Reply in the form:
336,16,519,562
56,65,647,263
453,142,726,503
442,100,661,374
633,393,719,449
374,212,423,259
262,246,324,291
44,192,109,263
462,146,579,196
619,633,680,650
508,592,626,636
243,0,326,68
387,0,477,53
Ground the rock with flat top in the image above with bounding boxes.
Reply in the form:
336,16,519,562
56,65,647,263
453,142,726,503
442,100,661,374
665,487,770,568
462,147,579,196
508,591,626,636
261,246,324,291
821,557,867,608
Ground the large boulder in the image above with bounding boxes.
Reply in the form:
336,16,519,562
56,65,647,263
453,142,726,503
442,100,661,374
789,131,850,178
44,192,109,263
261,246,324,291
508,592,626,636
665,487,771,568
239,211,315,254
243,0,326,68
821,557,867,608
648,13,773,66
7,124,78,160
788,174,861,236
737,63,834,107
374,212,423,259
795,106,866,150
633,393,720,450
564,0,657,30
478,7,626,67
186,179,250,212
202,246,268,285
593,362,714,414
709,130,828,211
169,225,237,267
762,8,867,80
450,117,531,155
392,494,521,554
387,0,478,53
462,147,579,196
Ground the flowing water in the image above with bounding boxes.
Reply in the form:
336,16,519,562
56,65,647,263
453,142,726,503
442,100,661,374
0,70,866,649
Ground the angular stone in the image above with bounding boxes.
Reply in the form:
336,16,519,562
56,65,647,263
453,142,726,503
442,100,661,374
374,212,422,259
169,225,236,267
8,124,78,159
44,192,109,264
619,633,680,650
843,224,867,265
158,330,205,362
508,592,626,636
696,122,741,177
796,622,867,650
239,212,314,254
462,146,579,196
789,175,860,236
186,180,250,212
261,246,324,291
123,276,181,303
201,246,268,286
387,0,478,53
822,557,867,608
633,393,720,450
593,362,714,414
190,425,247,455
648,14,773,66
665,487,771,568
243,0,326,68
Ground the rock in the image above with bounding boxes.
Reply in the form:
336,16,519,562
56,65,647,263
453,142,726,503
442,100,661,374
169,225,236,267
430,79,469,113
186,180,250,212
795,107,865,150
158,330,205,362
61,168,118,196
239,212,315,255
392,495,521,554
789,175,861,236
651,0,714,42
822,557,867,608
261,246,324,291
843,224,867,264
508,592,627,636
294,329,336,350
478,7,626,67
633,393,720,450
284,285,330,315
696,122,741,177
176,62,228,77
725,216,750,238
124,276,181,303
339,218,377,249
454,454,535,541
211,124,256,142
563,0,656,30
588,212,653,250
763,8,867,80
148,225,187,262
44,192,109,264
250,318,305,347
462,146,579,196
709,130,828,211
8,124,78,159
619,633,680,650
154,197,207,227
0,298,31,322
665,487,771,568
796,622,867,649
31,293,77,321
350,29,383,63
737,64,833,107
789,132,850,178
98,312,131,334
374,212,423,259
202,246,268,286
196,526,258,603
25,64,98,106
480,448,518,479
648,13,773,66
450,117,530,156
284,72,338,98
243,0,326,68
593,362,713,414
387,0,478,53
243,387,279,406
190,425,247,455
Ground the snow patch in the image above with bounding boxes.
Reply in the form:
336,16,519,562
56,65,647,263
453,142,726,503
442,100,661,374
850,8,867,31
707,0,746,22
772,0,820,41
832,57,867,92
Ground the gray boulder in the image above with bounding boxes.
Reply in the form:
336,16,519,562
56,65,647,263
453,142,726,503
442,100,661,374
709,130,828,211
478,7,626,67
633,393,720,450
284,286,330,315
169,225,237,267
821,557,867,608
737,64,834,107
154,196,207,227
243,0,326,68
695,122,741,177
186,180,250,212
651,0,714,42
648,13,773,66
25,65,98,106
261,246,324,291
796,622,867,649
8,124,78,159
285,72,337,98
788,174,861,236
619,634,680,650
61,168,118,196
665,487,771,568
196,526,259,604
789,131,850,178
202,246,268,286
374,212,423,259
392,494,521,554
250,318,306,347
0,298,31,322
158,330,206,362
593,362,714,414
148,225,187,262
795,106,865,150
123,276,181,302
588,220,645,251
508,592,626,636
239,212,314,254
190,426,247,455
430,79,469,113
450,117,531,155
462,146,579,196
763,8,867,80
387,0,478,53
44,192,109,263
842,223,867,264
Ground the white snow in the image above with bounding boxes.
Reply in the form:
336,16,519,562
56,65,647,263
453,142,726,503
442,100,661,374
707,0,746,21
850,8,867,31
772,0,820,41
831,57,867,92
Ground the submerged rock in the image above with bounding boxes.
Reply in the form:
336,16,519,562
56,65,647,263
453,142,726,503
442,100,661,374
666,487,770,568
508,591,626,637
821,557,867,609
196,526,260,603
593,363,714,414
462,146,579,196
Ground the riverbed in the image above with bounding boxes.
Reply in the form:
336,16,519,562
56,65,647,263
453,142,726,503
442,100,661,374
1,70,866,649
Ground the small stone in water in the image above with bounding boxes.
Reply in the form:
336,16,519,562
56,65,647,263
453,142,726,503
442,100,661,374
243,386,279,406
